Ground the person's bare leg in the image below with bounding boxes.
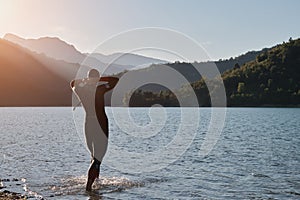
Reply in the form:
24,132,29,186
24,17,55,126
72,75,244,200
86,158,101,191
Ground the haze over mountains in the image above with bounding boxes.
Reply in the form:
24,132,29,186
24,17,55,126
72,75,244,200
1,33,298,106
0,38,74,106
4,33,166,74
0,33,168,106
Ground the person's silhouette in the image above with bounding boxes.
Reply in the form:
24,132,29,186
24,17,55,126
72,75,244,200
70,69,119,191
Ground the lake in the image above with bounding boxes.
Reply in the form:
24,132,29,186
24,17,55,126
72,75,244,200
0,107,300,199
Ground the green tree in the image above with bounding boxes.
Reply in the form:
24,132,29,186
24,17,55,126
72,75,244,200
237,82,245,93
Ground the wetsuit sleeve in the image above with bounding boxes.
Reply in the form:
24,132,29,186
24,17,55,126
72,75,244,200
99,77,119,91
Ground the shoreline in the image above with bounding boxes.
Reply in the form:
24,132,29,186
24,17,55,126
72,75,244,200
0,191,27,200
0,178,38,200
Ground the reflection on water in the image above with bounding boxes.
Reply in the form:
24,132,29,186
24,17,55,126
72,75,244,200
0,107,300,199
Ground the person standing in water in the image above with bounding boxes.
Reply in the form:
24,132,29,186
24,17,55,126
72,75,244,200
70,69,119,191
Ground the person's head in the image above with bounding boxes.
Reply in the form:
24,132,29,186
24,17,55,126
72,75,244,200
87,69,100,79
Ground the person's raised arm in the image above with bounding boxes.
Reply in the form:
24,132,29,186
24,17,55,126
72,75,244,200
70,79,86,89
99,76,119,91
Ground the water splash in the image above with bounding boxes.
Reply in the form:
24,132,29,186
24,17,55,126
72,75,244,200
50,176,144,196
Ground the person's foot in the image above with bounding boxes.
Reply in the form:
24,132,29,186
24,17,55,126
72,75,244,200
86,167,99,191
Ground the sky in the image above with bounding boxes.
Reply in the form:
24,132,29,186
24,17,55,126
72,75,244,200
0,0,299,62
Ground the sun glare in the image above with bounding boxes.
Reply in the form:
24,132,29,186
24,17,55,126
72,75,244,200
0,1,14,27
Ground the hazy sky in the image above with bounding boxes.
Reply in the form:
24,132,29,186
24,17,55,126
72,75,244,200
0,0,299,61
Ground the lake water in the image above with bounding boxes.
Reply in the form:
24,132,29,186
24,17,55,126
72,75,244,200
0,107,300,199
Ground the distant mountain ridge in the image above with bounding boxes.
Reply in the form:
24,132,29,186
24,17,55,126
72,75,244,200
3,33,262,79
114,47,268,93
1,33,297,107
3,33,167,74
87,52,167,68
4,33,84,63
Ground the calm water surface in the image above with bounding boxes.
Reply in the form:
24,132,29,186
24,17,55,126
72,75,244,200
0,107,299,199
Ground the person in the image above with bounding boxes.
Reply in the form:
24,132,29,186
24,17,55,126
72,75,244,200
70,69,119,191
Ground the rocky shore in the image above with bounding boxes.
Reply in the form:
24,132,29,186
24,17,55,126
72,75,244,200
0,179,28,200
0,190,27,200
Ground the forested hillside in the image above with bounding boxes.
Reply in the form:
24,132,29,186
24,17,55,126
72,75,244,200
128,38,300,107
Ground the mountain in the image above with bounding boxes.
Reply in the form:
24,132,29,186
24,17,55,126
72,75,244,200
3,33,118,74
4,33,84,63
0,38,79,106
126,48,266,83
113,47,267,94
127,38,300,107
214,49,268,73
87,52,167,68
4,33,167,74
2,33,298,107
